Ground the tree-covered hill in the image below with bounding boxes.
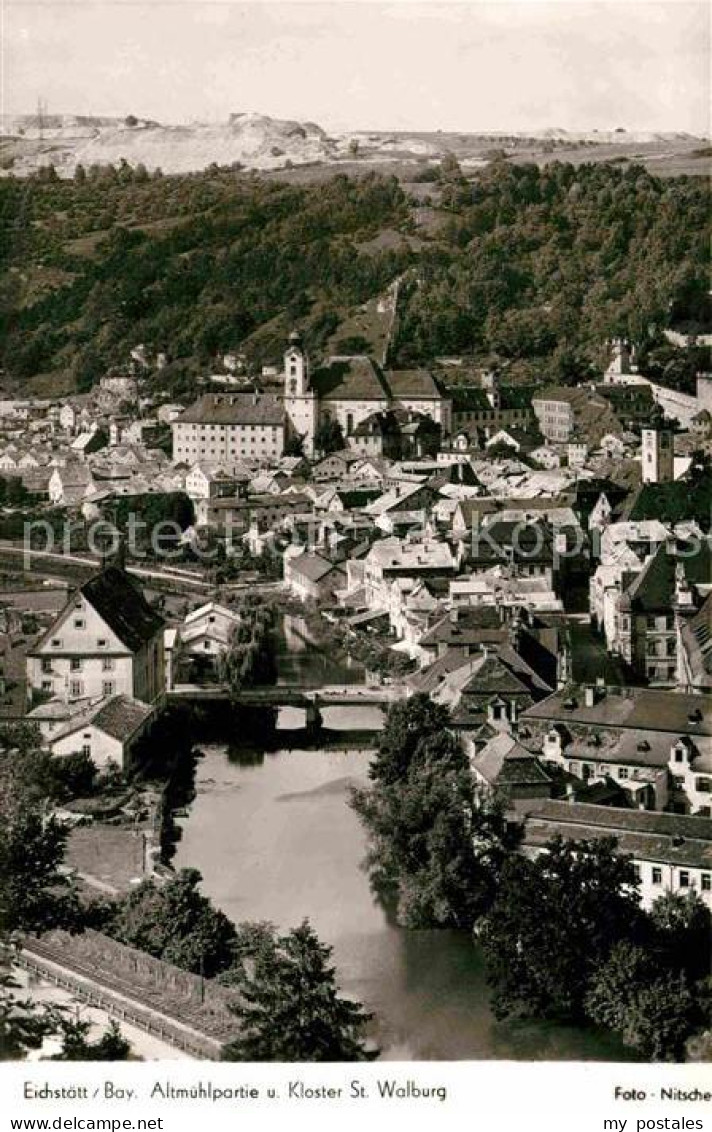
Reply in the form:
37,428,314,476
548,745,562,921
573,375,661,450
393,159,710,383
0,159,708,396
0,168,411,393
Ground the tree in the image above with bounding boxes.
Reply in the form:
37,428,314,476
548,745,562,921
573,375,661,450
314,414,344,456
0,972,54,1060
649,890,712,983
221,921,376,1062
283,433,304,457
585,943,700,1061
351,696,513,928
52,1017,132,1061
217,602,277,692
107,868,238,978
0,811,79,935
368,693,452,786
0,737,81,934
480,836,644,1021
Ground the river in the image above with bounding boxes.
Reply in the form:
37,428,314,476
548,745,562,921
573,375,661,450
175,702,633,1061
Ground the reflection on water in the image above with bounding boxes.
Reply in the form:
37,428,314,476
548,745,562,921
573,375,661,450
276,613,365,687
176,737,635,1061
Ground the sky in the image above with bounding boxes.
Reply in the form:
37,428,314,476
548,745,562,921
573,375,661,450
2,1,710,135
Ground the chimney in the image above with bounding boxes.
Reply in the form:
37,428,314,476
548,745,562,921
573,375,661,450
584,686,596,708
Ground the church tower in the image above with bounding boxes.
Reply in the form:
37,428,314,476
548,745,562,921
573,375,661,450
283,330,318,457
641,427,674,484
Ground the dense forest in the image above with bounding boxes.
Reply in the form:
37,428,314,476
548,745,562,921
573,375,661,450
0,158,709,395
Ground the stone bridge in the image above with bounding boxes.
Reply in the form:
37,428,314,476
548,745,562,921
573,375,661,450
166,682,401,727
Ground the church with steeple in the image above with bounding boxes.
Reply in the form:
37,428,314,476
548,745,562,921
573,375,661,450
172,330,450,465
282,330,319,456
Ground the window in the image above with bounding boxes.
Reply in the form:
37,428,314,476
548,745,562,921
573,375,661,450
619,767,629,780
41,659,52,674
69,680,84,698
679,871,690,888
102,681,115,696
696,778,711,793
70,658,82,671
702,874,711,892
41,679,52,692
97,638,107,648
652,867,662,885
73,618,85,630
51,638,61,648
81,743,91,757
102,657,114,671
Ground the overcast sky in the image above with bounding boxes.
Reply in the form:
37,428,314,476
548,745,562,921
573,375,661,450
3,1,710,134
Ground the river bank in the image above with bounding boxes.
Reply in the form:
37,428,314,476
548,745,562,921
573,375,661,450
174,738,635,1062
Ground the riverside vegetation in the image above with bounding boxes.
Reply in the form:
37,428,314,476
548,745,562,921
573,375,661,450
1,689,709,1063
350,695,712,1063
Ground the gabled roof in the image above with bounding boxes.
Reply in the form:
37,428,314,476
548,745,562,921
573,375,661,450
387,369,445,400
80,567,165,652
475,732,552,788
626,539,712,613
287,551,346,585
312,357,390,402
184,601,239,626
420,605,506,648
52,694,153,743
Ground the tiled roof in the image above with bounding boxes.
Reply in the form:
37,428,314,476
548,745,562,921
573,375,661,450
288,552,346,584
626,539,712,613
681,594,712,688
420,605,506,647
475,732,552,787
312,357,390,402
387,369,445,400
177,393,285,426
52,694,153,743
81,567,165,653
523,685,712,737
521,799,712,868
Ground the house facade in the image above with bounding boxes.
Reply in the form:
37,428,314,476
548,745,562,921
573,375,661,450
27,567,165,706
